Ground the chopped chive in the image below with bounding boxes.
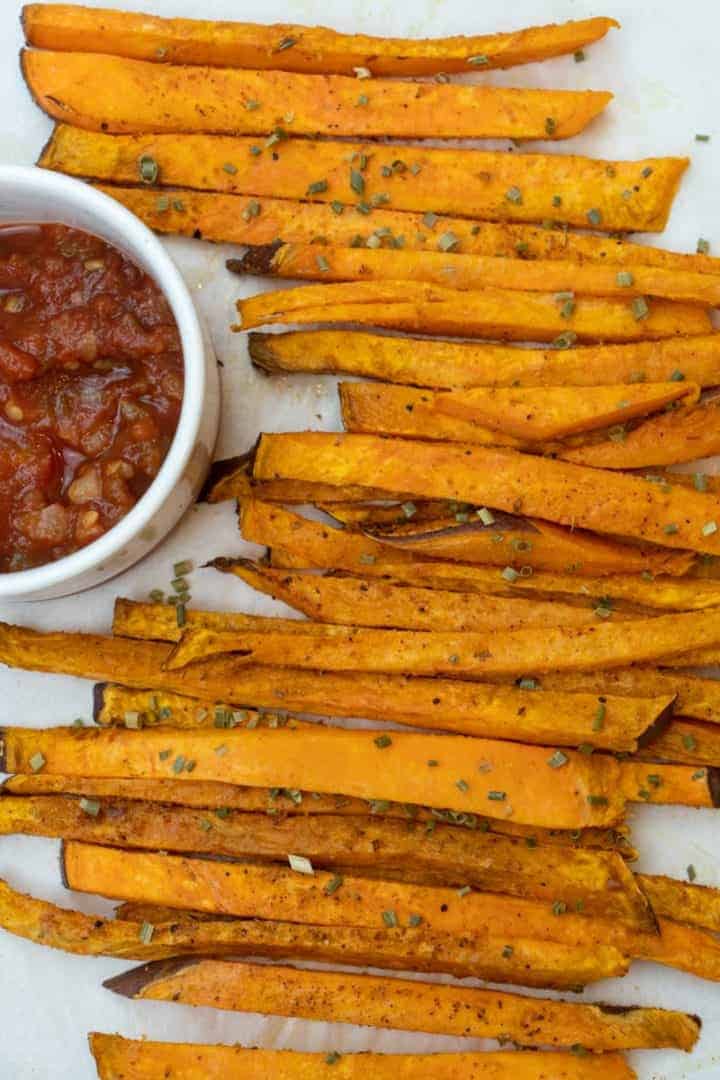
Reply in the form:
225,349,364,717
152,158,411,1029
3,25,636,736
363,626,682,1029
552,331,578,349
368,799,391,814
249,146,262,156
501,566,519,583
360,553,376,565
587,794,609,807
552,194,562,207
502,944,514,958
242,200,261,221
641,166,653,178
697,238,711,255
467,54,489,66
577,743,595,755
487,790,506,801
288,853,314,875
325,1051,342,1066
631,296,650,321
244,99,261,111
545,117,557,136
517,678,538,690
586,208,602,226
139,922,154,944
593,703,606,731
616,271,634,287
629,370,646,383
477,507,495,525
571,1045,589,1057
149,589,164,602
692,769,707,780
324,874,344,896
703,521,718,536
350,169,365,195
316,255,331,273
79,797,100,817
356,93,369,106
682,733,698,751
222,162,238,175
401,501,417,519
695,473,709,492
155,195,169,212
456,778,469,792
574,49,586,62
176,603,186,628
456,885,472,898
124,710,142,729
647,774,662,788
687,864,697,882
382,909,398,928
695,133,711,142
448,653,460,664
29,752,45,773
276,36,298,50
438,231,459,252
173,560,193,576
594,597,613,618
422,211,438,229
559,298,576,319
525,836,538,848
547,750,569,769
138,155,159,184
374,734,393,749
307,180,328,195
408,913,423,927
552,900,567,916
669,369,685,381
353,66,372,79
664,523,679,535
505,186,523,205
158,749,172,761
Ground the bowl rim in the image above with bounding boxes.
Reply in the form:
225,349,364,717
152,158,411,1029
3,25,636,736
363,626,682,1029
0,164,206,598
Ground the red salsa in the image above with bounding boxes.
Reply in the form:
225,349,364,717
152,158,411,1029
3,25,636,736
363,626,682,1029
0,224,182,572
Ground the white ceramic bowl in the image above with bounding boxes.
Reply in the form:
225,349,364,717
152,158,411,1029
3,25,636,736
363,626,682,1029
0,165,220,600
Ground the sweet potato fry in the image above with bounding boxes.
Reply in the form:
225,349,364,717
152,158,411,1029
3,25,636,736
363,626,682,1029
535,669,720,723
640,917,720,982
634,719,720,766
638,874,720,932
217,560,640,629
23,7,619,77
103,956,698,1052
236,281,711,343
0,797,649,921
39,125,686,231
22,50,611,140
5,769,632,855
252,432,720,554
359,515,694,577
2,724,627,828
250,329,720,388
62,842,643,947
321,500,463,527
563,401,720,469
202,451,398,505
0,877,621,987
426,382,696,440
241,500,720,609
619,761,718,807
238,241,720,307
88,1034,637,1080
162,610,720,677
0,619,669,758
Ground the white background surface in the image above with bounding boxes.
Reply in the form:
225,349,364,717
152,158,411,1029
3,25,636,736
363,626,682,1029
1,0,720,1076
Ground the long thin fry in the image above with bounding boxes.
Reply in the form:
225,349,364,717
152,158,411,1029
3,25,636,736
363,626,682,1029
22,50,611,140
635,719,720,766
638,874,720,932
88,1034,638,1080
238,241,720,306
252,432,720,554
103,956,698,1052
62,842,642,947
202,451,399,505
236,281,711,343
0,797,649,921
1,724,627,828
250,329,720,388
0,878,621,987
39,125,687,231
563,401,720,469
535,670,720,724
23,7,619,77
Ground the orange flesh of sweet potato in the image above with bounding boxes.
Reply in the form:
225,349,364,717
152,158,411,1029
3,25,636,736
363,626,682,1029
236,281,712,343
243,241,720,307
249,329,720,388
39,125,686,231
562,401,720,469
1,723,626,828
23,7,619,77
87,1034,638,1080
22,50,612,140
252,432,720,555
103,955,698,1051
637,873,720,933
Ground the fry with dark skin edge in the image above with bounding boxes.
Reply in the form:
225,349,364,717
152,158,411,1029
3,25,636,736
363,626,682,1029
22,50,612,140
3,771,634,855
0,798,650,922
0,619,672,758
0,877,622,987
1,724,627,828
201,451,400,505
103,957,699,1052
214,561,643,629
22,8,619,77
236,241,720,307
638,874,720,932
252,433,720,554
95,186,720,276
250,329,720,388
240,501,720,609
634,718,720,767
563,401,720,469
162,610,720,677
61,842,647,947
88,1035,638,1080
39,126,687,232
236,281,711,343
321,500,483,527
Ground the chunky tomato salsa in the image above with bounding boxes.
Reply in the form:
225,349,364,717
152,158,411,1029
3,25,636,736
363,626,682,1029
0,224,182,572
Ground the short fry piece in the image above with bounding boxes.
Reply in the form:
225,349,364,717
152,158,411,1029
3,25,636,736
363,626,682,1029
619,762,719,808
201,451,398,505
88,1034,637,1080
635,719,720,767
638,874,720,933
62,842,640,947
236,281,711,343
563,402,720,468
250,329,720,388
640,917,720,983
239,241,720,307
23,7,619,77
0,798,649,921
22,50,611,140
253,433,720,554
427,382,696,440
0,877,622,987
40,126,686,231
104,956,698,1051
2,724,626,828
536,669,720,724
